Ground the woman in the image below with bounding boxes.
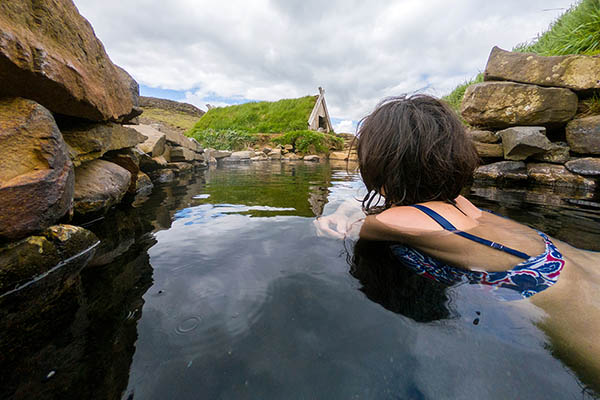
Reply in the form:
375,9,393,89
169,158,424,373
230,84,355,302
315,94,600,392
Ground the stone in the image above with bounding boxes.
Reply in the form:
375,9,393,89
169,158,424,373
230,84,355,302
484,46,600,92
251,156,268,161
473,161,528,181
268,149,282,160
474,142,504,158
304,155,320,162
131,124,166,157
566,115,600,154
329,151,358,161
167,162,193,173
498,126,553,161
230,151,253,160
262,147,273,154
168,146,196,162
565,158,600,176
0,0,134,121
61,122,146,166
139,154,169,172
466,129,499,143
0,98,74,241
73,159,132,216
532,142,570,164
134,172,153,196
115,67,143,123
461,82,578,129
208,156,217,165
149,169,175,183
0,224,97,295
284,153,301,161
102,150,141,193
204,149,232,160
527,163,596,189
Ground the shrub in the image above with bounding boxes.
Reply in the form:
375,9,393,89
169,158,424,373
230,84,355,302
272,130,343,154
190,129,256,151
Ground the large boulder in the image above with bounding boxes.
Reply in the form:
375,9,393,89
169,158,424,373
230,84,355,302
103,149,142,193
115,66,143,123
565,158,600,176
0,98,74,241
566,115,600,154
484,46,600,92
498,126,553,161
0,0,134,121
461,82,578,129
527,163,596,189
168,146,197,162
61,122,147,166
473,161,528,182
73,159,131,216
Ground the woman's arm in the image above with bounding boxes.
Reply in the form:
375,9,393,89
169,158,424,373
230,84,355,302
313,200,365,239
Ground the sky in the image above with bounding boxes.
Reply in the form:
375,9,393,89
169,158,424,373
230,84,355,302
73,0,573,133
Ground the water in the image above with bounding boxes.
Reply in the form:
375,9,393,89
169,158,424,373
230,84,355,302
1,162,599,400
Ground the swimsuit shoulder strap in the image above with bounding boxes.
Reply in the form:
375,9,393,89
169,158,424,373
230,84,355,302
411,204,530,260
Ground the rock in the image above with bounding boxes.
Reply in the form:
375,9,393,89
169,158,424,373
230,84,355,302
149,169,175,183
304,155,320,162
73,160,132,216
473,142,504,158
168,146,196,162
115,67,143,123
461,82,578,129
466,129,499,143
329,151,358,161
565,158,600,176
484,46,600,91
566,115,600,154
268,149,282,160
208,156,217,165
139,96,205,117
102,149,141,193
230,150,253,160
204,149,232,160
473,161,528,181
61,122,146,166
134,172,153,196
0,98,74,241
262,147,273,154
0,0,134,121
167,162,193,173
139,154,169,172
251,156,268,161
498,126,553,160
527,163,596,189
131,124,166,157
532,142,570,164
0,224,97,296
284,153,301,161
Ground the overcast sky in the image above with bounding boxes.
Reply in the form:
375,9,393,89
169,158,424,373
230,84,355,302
74,0,572,132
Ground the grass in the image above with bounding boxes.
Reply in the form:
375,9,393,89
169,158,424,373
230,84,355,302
514,0,600,56
187,95,341,153
579,93,600,116
272,130,344,154
189,96,318,133
443,0,600,115
140,107,201,131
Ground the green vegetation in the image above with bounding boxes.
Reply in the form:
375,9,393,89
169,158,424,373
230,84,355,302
190,96,317,133
272,130,344,154
443,0,600,115
140,107,200,131
580,93,600,116
187,95,342,153
515,0,600,56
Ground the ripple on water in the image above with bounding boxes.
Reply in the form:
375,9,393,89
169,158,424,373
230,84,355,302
175,316,202,334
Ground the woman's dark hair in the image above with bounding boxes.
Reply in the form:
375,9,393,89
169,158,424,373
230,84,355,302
349,239,451,322
355,94,479,212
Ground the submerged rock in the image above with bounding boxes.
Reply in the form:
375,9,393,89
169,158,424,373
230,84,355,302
565,158,600,176
527,163,596,189
461,82,578,129
498,126,553,161
0,98,74,241
149,169,175,183
0,0,134,120
484,46,600,91
566,115,600,154
473,161,528,182
73,159,132,216
0,224,97,296
62,122,146,166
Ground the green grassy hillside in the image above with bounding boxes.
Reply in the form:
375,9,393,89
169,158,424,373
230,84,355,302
443,0,600,113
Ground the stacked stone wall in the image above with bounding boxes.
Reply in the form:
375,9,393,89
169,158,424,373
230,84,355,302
462,46,600,191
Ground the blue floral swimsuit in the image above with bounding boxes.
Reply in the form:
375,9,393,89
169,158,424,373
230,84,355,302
390,205,565,299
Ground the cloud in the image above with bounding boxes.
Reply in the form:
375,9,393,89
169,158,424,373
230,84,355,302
73,0,570,122
333,120,356,134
